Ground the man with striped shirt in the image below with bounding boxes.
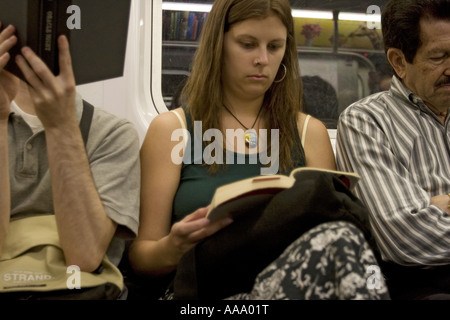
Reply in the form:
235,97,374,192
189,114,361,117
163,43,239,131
336,0,450,299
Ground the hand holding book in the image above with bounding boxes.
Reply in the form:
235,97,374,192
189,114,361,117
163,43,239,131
0,0,131,85
206,167,360,222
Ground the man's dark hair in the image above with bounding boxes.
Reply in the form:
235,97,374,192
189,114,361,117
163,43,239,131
382,0,450,63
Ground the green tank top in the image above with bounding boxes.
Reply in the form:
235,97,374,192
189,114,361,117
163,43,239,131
172,108,305,222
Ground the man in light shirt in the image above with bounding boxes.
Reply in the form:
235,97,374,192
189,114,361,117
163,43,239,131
336,0,450,299
0,25,140,299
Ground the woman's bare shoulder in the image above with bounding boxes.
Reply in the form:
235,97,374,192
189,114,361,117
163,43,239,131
297,112,328,137
141,108,187,151
145,108,186,136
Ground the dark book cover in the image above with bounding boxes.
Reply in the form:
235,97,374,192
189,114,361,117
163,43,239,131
0,0,131,85
0,0,40,80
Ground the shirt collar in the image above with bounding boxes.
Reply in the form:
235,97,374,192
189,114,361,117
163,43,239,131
389,76,417,104
10,101,44,134
10,100,20,115
9,93,84,122
389,76,440,117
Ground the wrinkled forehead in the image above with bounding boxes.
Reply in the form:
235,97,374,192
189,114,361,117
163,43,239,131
418,18,450,47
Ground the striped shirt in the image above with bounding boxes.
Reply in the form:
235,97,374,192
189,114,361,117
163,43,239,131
336,76,450,267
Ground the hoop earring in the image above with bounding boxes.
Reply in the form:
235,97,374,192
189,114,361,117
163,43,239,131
273,63,287,83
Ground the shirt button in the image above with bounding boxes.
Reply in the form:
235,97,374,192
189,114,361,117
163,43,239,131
26,143,32,150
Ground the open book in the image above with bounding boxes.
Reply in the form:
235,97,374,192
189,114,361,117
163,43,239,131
206,167,360,222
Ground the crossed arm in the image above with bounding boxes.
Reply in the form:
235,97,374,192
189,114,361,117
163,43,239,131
336,108,450,266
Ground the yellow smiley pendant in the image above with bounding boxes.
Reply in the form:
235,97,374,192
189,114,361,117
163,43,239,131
244,129,258,148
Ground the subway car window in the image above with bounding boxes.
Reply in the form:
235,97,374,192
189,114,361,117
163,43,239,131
159,0,392,130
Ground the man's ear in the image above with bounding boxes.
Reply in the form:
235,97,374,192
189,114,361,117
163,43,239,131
387,48,408,79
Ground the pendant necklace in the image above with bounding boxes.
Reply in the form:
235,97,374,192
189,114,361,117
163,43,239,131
223,104,263,149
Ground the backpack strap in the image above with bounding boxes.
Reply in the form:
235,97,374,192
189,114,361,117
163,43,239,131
80,100,94,146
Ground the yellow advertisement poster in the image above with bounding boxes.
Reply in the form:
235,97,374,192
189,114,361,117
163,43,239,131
294,18,383,50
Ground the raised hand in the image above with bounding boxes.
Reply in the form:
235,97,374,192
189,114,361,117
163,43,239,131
15,35,76,129
0,23,19,121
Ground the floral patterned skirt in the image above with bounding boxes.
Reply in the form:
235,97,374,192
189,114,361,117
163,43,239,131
163,221,390,300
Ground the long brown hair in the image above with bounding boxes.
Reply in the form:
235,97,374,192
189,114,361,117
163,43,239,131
182,0,303,173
